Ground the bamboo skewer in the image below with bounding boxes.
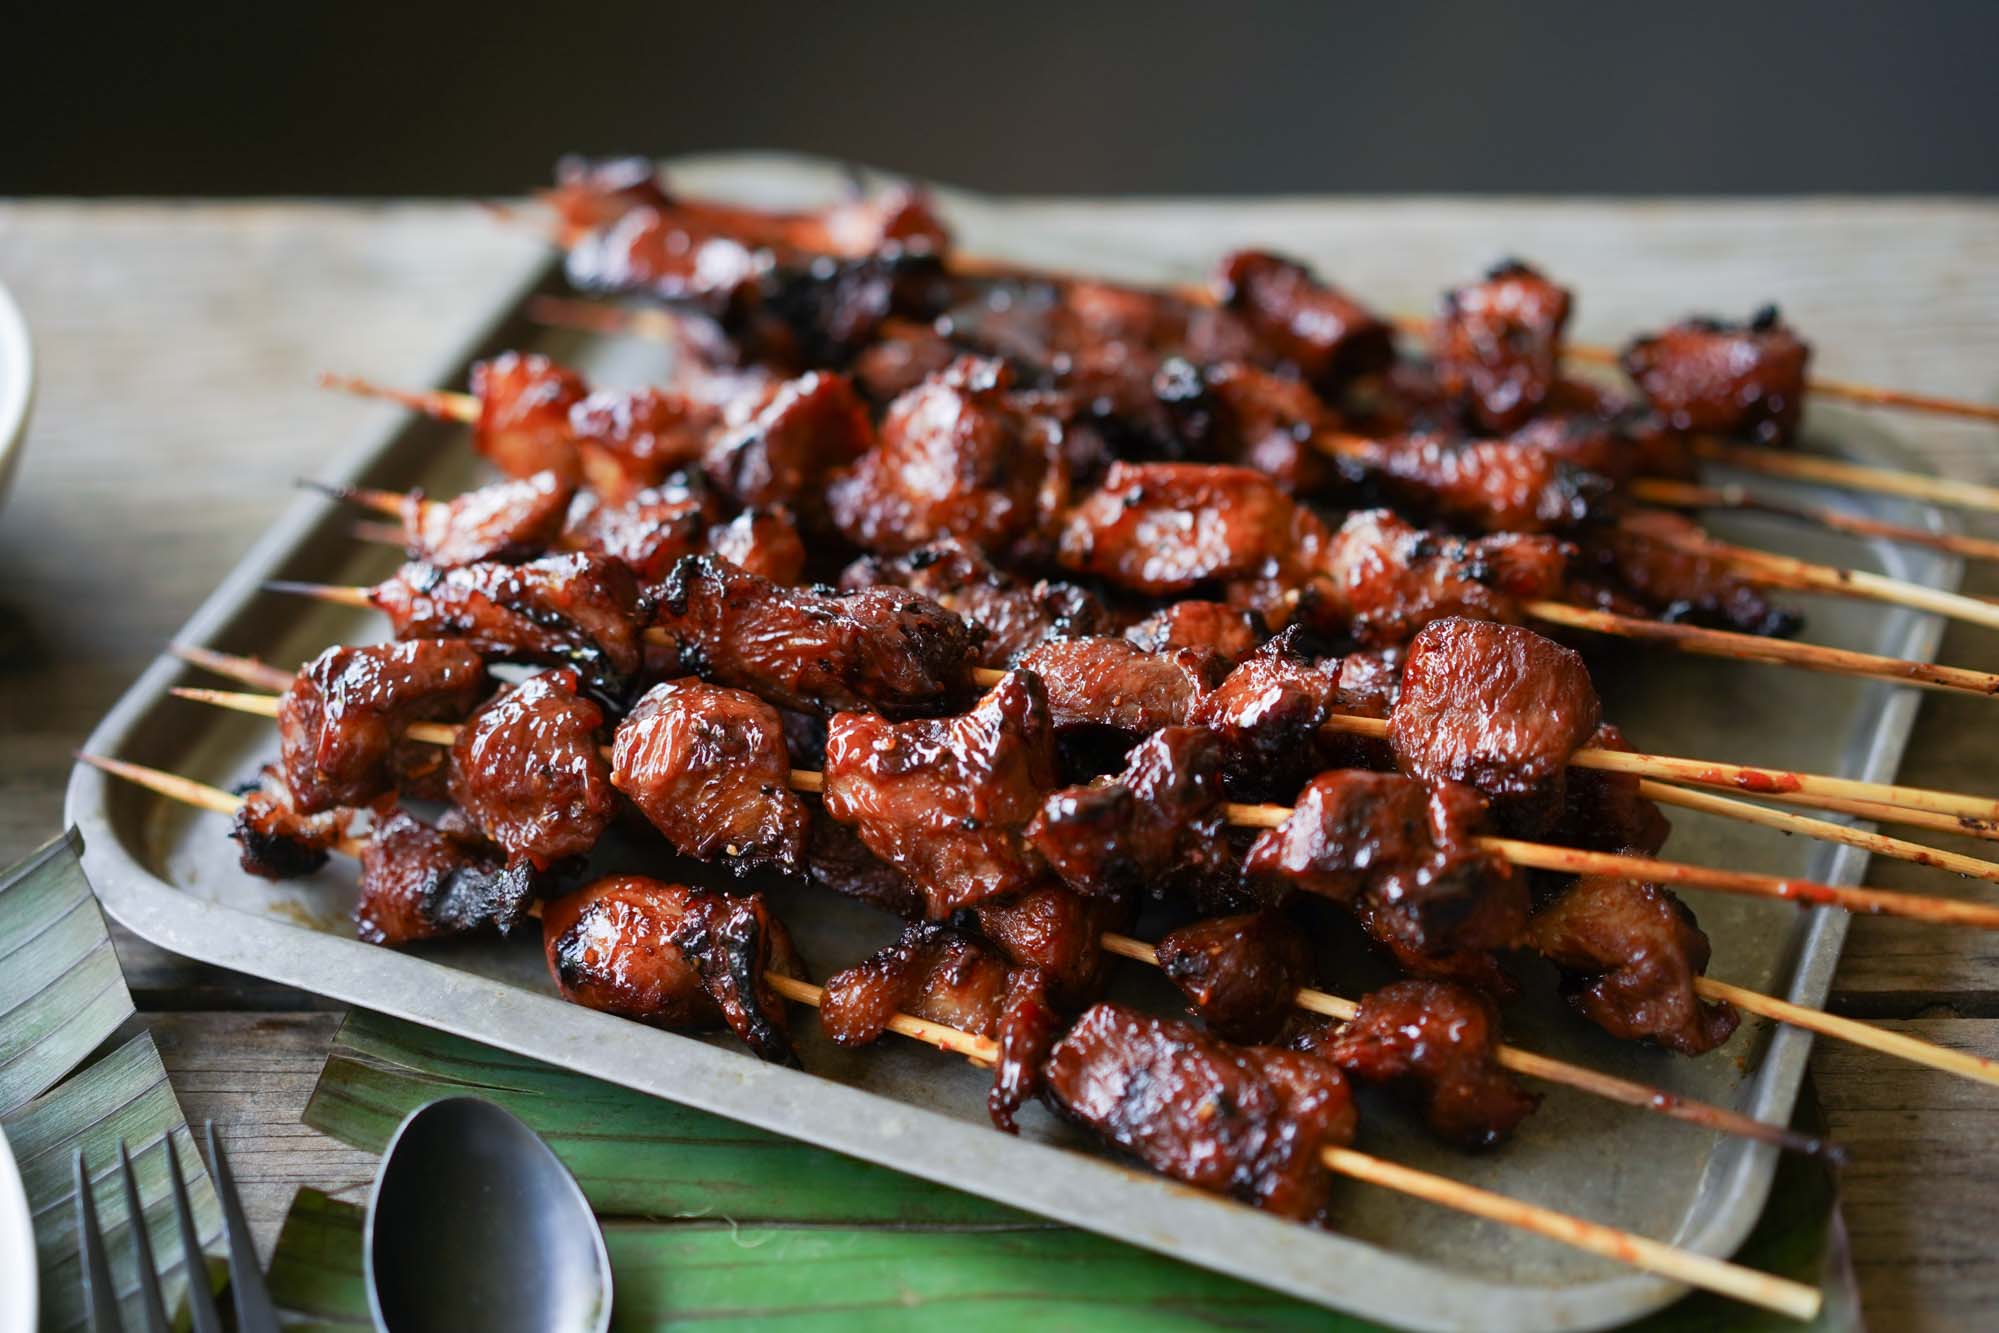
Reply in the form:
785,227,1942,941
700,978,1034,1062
1630,479,1999,564
165,685,1999,930
1689,438,1999,516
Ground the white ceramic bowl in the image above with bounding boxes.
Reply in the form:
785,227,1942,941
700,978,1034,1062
0,1123,35,1333
0,278,35,514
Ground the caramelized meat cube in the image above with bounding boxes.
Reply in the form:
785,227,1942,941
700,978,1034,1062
1124,600,1264,665
1027,727,1231,900
448,670,616,871
542,874,803,1065
400,471,574,567
1309,510,1573,649
1580,512,1801,637
1044,1004,1357,1221
1212,251,1394,388
650,555,982,718
1157,911,1315,1043
1245,771,1525,959
278,640,488,813
357,809,538,946
1017,637,1225,734
230,768,351,880
562,481,716,584
470,353,589,481
844,539,1113,668
612,679,810,877
821,923,1011,1045
562,204,773,310
817,185,953,257
702,371,875,511
705,506,807,585
1159,360,1338,494
1528,874,1738,1055
829,358,1061,560
850,317,966,402
1621,308,1811,446
968,879,1127,1008
1058,462,1329,596
1318,980,1540,1148
991,968,1062,1133
569,386,715,499
1549,723,1671,856
1354,433,1610,534
1349,911,1521,1002
821,671,1056,916
804,818,926,920
544,155,672,236
372,554,643,696
1389,619,1601,835
1430,260,1573,432
1187,632,1342,802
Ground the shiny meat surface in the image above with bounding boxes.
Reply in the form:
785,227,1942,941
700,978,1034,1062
828,358,1062,560
356,809,537,946
1124,600,1264,665
372,554,643,696
968,879,1126,1007
1318,979,1540,1148
1354,433,1611,534
1429,260,1573,432
804,818,926,920
1043,1003,1357,1221
448,669,617,870
569,385,716,499
1187,632,1342,802
612,678,810,876
1163,360,1338,494
1528,874,1738,1055
705,507,807,585
278,640,488,813
821,671,1057,916
1621,308,1811,446
1016,637,1224,734
1157,911,1315,1043
650,555,982,718
1388,618,1602,835
1550,724,1672,856
542,874,803,1065
1058,462,1328,596
561,482,715,583
401,471,575,567
1211,251,1394,388
1026,726,1231,901
230,768,350,880
701,371,875,511
821,923,1011,1044
1580,512,1801,637
1245,771,1526,959
470,353,590,481
843,539,1113,668
991,969,1062,1133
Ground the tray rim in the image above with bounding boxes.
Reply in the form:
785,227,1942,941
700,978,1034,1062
63,157,1961,1331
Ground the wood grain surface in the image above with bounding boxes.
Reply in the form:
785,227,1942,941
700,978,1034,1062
1,193,1995,1329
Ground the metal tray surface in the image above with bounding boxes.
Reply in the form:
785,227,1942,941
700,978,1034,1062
68,156,1958,1331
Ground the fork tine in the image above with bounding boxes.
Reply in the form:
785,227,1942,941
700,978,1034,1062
117,1140,171,1333
202,1122,282,1333
163,1131,225,1333
73,1151,123,1333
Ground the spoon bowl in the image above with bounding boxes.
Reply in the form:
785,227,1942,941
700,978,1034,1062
365,1097,612,1333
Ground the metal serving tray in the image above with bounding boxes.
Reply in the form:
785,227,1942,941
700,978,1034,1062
67,157,1957,1331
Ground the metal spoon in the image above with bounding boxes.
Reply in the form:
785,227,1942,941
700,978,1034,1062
364,1097,612,1333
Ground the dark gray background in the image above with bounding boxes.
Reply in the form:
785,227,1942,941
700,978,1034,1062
8,1,1996,196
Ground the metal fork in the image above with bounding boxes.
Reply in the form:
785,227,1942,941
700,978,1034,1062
73,1122,280,1333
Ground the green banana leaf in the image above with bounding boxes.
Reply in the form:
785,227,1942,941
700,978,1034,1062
283,1009,1859,1331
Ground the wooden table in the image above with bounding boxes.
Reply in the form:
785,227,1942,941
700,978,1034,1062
2,194,1995,1329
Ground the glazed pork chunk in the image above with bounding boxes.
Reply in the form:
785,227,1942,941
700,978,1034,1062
611,678,812,876
1123,600,1264,665
1211,250,1395,389
448,669,618,871
356,809,538,946
1388,618,1602,835
1058,462,1329,597
397,470,576,568
1044,1004,1358,1221
468,352,589,480
649,555,983,718
844,538,1113,668
278,640,488,813
1155,911,1315,1044
821,670,1058,916
561,481,715,582
1429,260,1573,432
1620,307,1811,446
701,370,875,514
1027,727,1232,901
1187,630,1344,802
541,874,804,1065
230,767,352,880
1016,637,1226,735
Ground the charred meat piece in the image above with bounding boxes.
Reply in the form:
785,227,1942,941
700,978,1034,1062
968,879,1127,1008
1157,360,1338,493
448,669,617,871
1349,908,1521,1002
1245,771,1526,959
1580,512,1801,637
821,670,1057,916
230,767,351,880
278,640,488,813
804,817,926,920
372,554,643,696
1308,509,1574,649
470,353,590,481
612,678,811,877
1352,433,1611,534
991,968,1062,1133
400,470,575,567
1317,980,1540,1148
851,316,974,402
1528,874,1738,1055
1430,260,1573,432
1125,600,1264,665
357,809,538,946
650,555,982,718
561,481,717,583
705,506,807,585
542,874,804,1065
1059,462,1329,597
1027,726,1231,900
1017,637,1225,735
1188,631,1342,802
569,385,717,499
821,922,1012,1046
1212,251,1395,389
1389,618,1602,835
1157,911,1315,1044
1044,1003,1357,1221
701,371,875,513
844,539,1114,668
1549,723,1671,856
1621,308,1811,446
829,358,1062,561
